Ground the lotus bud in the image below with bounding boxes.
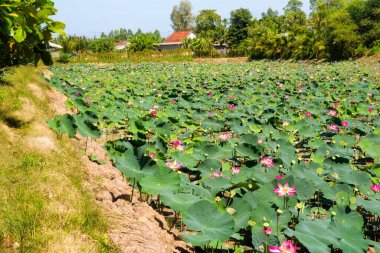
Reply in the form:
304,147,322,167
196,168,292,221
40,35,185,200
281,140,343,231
226,207,236,215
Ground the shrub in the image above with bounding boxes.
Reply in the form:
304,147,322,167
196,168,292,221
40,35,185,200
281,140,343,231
57,53,70,63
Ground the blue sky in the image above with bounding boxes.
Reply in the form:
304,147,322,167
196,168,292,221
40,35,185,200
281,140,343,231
54,0,310,38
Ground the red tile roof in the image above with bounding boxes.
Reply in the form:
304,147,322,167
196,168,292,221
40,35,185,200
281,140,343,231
164,31,192,43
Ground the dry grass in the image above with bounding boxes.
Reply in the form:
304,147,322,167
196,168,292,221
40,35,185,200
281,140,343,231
0,66,116,252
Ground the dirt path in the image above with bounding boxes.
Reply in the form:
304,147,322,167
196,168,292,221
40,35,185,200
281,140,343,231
44,71,191,253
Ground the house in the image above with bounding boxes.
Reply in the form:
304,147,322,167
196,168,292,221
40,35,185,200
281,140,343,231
48,42,63,51
48,42,63,58
115,41,130,50
158,31,196,51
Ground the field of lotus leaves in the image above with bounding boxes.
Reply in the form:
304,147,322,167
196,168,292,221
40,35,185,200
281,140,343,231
47,61,380,252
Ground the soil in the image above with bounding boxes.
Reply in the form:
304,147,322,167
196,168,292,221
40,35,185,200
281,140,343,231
44,70,191,253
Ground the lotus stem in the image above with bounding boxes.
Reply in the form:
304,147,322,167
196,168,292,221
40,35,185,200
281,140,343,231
130,178,135,203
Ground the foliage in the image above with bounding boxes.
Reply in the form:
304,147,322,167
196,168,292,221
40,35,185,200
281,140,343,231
195,10,225,43
170,0,195,31
88,38,115,53
57,53,70,64
0,0,65,67
128,33,161,53
48,61,380,251
108,28,134,41
227,8,252,47
182,37,216,57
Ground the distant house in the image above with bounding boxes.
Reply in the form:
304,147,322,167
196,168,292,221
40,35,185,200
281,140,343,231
115,41,130,50
158,31,196,51
48,42,63,51
48,42,63,58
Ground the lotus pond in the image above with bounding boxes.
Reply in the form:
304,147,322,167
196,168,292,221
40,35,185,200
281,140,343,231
47,61,380,252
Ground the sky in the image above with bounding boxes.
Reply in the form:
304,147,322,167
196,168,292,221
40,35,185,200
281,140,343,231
53,0,310,38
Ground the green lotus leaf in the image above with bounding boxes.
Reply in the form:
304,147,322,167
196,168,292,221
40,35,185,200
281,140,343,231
140,172,180,195
74,114,101,138
183,200,235,246
47,114,76,137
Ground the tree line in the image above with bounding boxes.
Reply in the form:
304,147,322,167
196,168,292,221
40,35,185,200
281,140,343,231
1,0,379,68
172,0,380,60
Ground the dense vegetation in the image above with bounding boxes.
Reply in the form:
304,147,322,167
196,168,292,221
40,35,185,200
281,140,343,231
0,0,65,68
47,61,379,252
177,0,380,60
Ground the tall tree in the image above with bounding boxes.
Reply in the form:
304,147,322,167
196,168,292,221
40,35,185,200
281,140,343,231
228,8,252,46
171,0,195,31
347,0,380,47
196,9,223,42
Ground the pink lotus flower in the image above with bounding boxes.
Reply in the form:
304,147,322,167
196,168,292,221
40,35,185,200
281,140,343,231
231,167,240,174
370,185,380,193
258,139,263,145
278,83,284,89
208,93,212,97
148,133,153,139
369,108,373,113
218,132,232,141
210,171,224,178
173,140,181,147
274,182,297,197
333,102,339,108
305,111,311,117
172,140,185,151
149,109,157,116
86,97,90,101
127,101,133,106
275,175,284,180
341,121,349,127
328,125,339,131
207,113,213,118
328,110,338,116
149,153,156,159
298,87,303,93
260,157,275,167
269,240,298,253
262,227,272,235
88,102,92,106
165,160,183,171
228,104,236,110
170,99,177,104
75,91,80,95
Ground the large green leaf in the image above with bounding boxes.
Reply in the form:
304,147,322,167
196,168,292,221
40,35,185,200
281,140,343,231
75,114,101,138
183,200,235,246
140,172,180,195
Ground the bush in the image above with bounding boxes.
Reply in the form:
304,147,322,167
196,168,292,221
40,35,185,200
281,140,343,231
57,53,70,63
88,38,115,53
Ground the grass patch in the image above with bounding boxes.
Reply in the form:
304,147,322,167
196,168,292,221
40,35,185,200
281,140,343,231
0,66,117,252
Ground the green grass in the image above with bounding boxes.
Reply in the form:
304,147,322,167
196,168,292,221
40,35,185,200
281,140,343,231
0,66,116,252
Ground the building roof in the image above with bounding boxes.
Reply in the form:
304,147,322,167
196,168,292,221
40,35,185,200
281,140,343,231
48,42,63,49
164,31,194,43
115,41,130,50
